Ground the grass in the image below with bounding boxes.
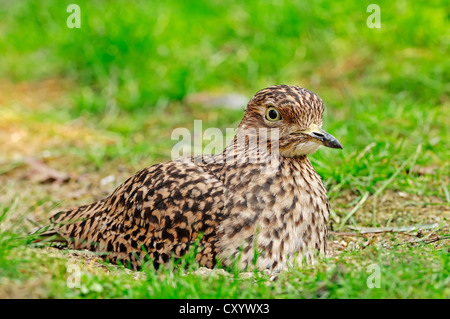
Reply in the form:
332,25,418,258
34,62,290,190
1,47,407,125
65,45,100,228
0,0,449,298
1,213,448,298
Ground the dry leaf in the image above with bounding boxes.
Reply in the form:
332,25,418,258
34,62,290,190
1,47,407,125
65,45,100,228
22,158,71,185
409,165,440,176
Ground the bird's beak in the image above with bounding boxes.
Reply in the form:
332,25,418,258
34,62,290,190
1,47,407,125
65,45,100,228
297,124,343,149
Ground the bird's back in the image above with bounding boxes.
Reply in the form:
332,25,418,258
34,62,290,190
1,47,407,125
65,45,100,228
47,158,225,270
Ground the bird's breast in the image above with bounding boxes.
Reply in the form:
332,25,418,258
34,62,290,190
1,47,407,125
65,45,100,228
217,156,329,270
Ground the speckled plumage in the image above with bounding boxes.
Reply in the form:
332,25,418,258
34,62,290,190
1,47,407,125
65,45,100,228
42,85,342,271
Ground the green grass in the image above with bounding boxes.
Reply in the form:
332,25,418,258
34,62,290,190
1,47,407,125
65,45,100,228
0,0,448,298
1,208,448,298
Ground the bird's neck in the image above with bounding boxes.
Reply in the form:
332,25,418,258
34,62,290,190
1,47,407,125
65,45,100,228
195,128,317,186
218,127,280,166
200,133,312,184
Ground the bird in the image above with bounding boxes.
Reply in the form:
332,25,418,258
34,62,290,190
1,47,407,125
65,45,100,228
38,85,342,271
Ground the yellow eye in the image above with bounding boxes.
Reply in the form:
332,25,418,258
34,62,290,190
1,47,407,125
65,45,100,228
265,107,282,121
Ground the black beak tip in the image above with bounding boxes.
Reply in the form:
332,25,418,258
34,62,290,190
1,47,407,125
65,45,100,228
310,130,342,150
323,138,343,150
329,142,343,150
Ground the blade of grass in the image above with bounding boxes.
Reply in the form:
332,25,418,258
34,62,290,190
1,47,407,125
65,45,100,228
339,191,370,230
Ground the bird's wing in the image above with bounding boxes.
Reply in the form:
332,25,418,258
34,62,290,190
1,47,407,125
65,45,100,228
43,159,225,269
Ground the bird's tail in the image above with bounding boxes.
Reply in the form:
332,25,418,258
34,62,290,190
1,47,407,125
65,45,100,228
31,200,105,247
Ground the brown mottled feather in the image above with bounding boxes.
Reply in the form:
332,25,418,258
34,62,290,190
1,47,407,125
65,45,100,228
49,160,225,269
41,85,341,271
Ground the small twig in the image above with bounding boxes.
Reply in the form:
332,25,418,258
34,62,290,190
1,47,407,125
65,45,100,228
348,223,441,234
403,234,450,246
329,231,359,236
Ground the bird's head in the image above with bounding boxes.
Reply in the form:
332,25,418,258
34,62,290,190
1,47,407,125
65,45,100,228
239,85,342,157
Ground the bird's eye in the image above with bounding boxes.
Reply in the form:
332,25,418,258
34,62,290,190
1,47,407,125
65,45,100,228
265,107,282,122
